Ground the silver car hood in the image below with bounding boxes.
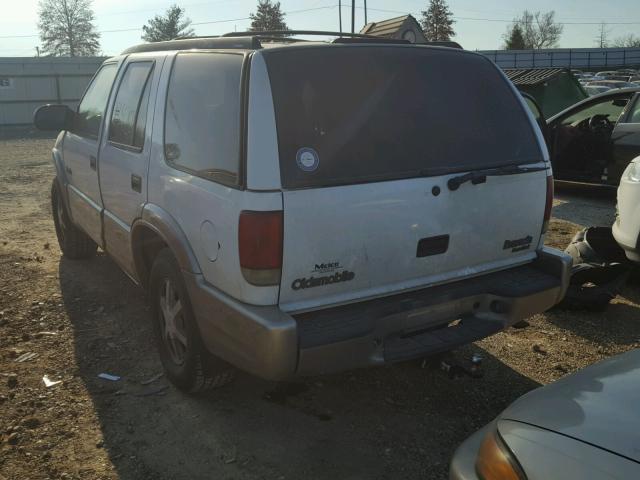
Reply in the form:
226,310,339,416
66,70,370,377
500,348,640,462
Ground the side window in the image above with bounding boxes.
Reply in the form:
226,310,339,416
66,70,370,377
75,64,118,139
561,96,629,127
109,62,154,150
164,52,243,186
623,96,640,124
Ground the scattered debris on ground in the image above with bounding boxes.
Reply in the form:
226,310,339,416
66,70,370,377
1,138,639,480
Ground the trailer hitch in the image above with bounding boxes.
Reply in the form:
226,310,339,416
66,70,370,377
422,352,484,379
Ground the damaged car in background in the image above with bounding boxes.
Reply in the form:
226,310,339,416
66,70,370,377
546,87,640,186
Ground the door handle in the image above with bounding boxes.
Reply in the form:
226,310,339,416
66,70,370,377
417,235,449,257
90,156,97,171
131,174,142,193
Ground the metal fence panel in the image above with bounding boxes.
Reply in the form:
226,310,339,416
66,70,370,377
0,57,105,126
479,47,640,70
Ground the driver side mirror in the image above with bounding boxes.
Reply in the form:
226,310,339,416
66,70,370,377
33,104,75,131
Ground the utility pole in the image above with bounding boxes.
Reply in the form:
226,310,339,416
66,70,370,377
339,0,342,33
351,0,355,33
364,0,367,24
595,22,610,48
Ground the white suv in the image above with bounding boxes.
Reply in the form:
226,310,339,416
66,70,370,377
34,33,571,392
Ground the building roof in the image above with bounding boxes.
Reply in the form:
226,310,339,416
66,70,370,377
503,68,568,86
361,15,412,38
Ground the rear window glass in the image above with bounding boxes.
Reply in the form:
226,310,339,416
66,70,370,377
109,62,154,149
264,46,541,189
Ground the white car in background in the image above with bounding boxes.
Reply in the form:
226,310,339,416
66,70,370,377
613,155,640,262
584,85,610,96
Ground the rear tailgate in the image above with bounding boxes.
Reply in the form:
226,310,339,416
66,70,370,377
262,45,547,312
279,170,546,311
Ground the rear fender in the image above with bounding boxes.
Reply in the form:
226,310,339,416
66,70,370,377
131,204,202,286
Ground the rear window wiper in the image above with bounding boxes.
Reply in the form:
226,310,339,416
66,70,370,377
447,165,548,191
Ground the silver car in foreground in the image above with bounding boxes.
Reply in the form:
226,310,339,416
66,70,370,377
450,349,640,479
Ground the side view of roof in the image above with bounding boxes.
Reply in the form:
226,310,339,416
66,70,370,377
121,36,262,54
121,30,411,54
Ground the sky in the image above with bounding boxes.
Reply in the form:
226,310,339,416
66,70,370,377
1,0,640,57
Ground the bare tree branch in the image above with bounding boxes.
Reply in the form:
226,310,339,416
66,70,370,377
513,10,563,49
612,34,640,48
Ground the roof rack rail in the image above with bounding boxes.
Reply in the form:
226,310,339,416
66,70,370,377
122,36,261,54
221,30,381,39
332,37,409,45
424,41,463,49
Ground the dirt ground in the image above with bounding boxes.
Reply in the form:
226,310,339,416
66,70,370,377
1,136,639,480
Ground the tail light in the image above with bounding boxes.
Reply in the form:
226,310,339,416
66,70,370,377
542,174,553,234
238,210,283,286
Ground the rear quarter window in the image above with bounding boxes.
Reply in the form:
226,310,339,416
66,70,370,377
164,52,243,186
264,46,542,189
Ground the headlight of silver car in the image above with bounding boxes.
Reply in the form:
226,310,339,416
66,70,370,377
475,424,527,480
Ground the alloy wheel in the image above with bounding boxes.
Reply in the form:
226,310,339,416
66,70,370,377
158,278,188,365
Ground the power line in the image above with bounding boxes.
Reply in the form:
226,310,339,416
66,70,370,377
96,0,237,18
361,5,640,25
2,3,640,40
0,5,338,39
400,0,640,22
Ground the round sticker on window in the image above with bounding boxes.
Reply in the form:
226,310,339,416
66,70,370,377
296,147,320,172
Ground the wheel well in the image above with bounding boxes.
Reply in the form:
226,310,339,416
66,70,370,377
132,226,169,290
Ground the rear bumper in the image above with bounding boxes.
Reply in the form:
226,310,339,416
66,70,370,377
184,247,571,381
612,219,640,262
613,174,640,263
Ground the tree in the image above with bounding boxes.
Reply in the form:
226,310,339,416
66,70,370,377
503,23,526,50
612,34,640,48
595,22,610,48
511,10,563,49
249,0,288,32
38,0,100,56
142,5,194,42
420,0,455,41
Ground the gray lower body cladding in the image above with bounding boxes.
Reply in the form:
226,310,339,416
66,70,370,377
184,247,571,381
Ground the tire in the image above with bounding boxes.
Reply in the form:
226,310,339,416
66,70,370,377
51,179,97,259
149,248,234,392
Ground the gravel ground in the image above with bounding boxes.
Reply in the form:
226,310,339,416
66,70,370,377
1,137,639,480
